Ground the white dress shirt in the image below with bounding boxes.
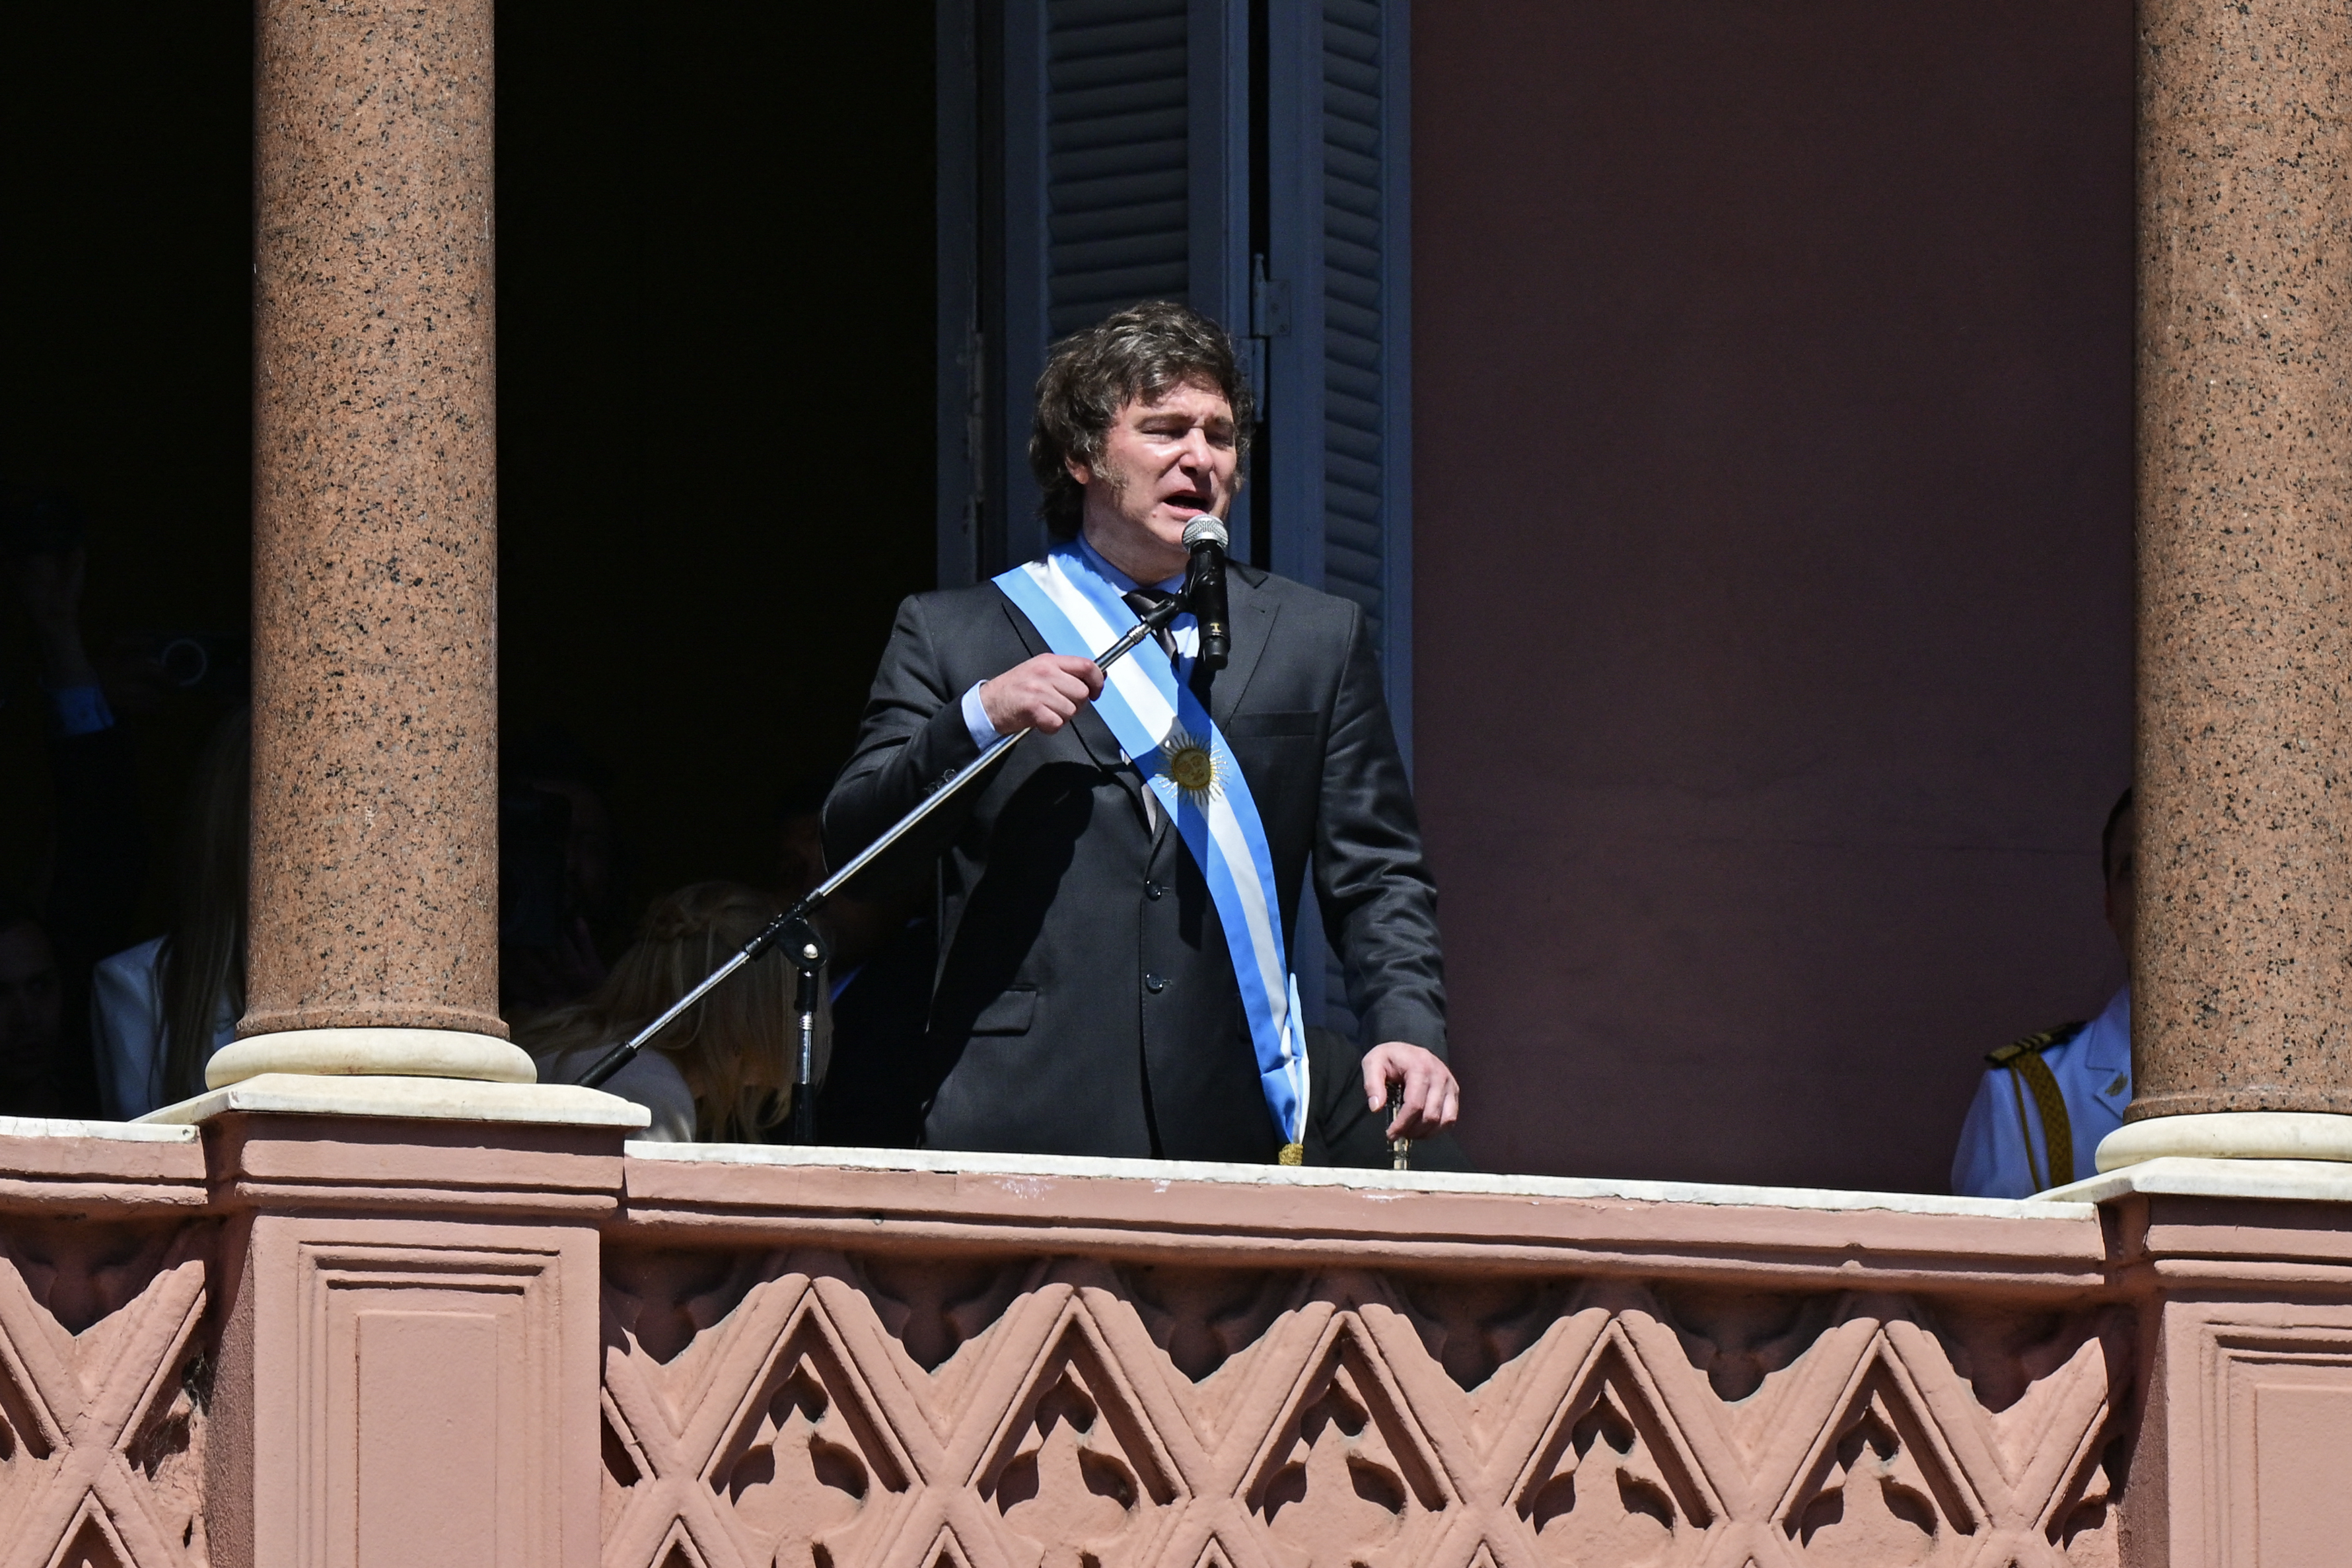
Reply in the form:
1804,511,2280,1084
89,936,238,1120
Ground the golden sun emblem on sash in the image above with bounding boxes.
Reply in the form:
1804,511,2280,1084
1156,728,1224,807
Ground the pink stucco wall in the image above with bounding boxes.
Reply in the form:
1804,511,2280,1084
1411,0,2136,1189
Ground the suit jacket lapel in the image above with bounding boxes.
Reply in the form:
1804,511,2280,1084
1209,566,1279,731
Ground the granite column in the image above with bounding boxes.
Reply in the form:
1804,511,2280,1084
210,0,531,1089
2108,0,2352,1164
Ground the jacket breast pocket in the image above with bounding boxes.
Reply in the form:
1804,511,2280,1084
970,987,1038,1035
1223,709,1319,741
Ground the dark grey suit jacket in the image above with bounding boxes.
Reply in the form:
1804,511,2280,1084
822,561,1445,1162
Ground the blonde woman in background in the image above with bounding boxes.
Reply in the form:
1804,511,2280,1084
522,880,821,1141
92,708,248,1119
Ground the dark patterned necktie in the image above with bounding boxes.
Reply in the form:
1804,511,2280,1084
1122,588,1181,661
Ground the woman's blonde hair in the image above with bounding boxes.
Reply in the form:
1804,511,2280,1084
519,881,809,1140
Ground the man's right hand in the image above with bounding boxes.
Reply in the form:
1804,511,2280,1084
980,653,1105,736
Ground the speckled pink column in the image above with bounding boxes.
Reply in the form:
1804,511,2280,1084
236,0,517,1069
2132,0,2352,1123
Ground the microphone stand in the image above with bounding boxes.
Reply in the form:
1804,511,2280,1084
570,587,1197,1139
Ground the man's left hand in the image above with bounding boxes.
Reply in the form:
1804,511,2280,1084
1361,1042,1459,1140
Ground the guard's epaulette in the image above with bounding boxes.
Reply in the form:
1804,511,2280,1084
1985,1020,2087,1068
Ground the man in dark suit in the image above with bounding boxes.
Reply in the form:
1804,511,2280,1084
824,301,1454,1162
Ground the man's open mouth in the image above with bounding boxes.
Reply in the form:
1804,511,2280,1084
1162,491,1211,512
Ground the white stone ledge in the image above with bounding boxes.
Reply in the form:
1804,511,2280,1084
139,1072,650,1129
0,1116,198,1143
624,1140,2096,1219
2046,1155,2352,1206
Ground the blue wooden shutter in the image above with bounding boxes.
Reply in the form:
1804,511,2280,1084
1042,3,1193,336
1265,0,1409,741
987,0,1251,573
1265,0,1411,1037
939,0,1413,1041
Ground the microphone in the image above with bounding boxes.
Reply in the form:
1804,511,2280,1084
1182,515,1230,670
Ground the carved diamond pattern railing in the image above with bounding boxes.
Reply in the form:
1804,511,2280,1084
0,1225,210,1568
597,1254,2127,1568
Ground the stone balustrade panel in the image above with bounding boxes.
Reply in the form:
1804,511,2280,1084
0,1125,214,1568
27,1135,2352,1568
592,1242,2131,1568
0,1223,213,1568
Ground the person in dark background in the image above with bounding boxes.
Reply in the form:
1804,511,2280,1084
523,880,810,1141
1952,789,2136,1197
90,707,249,1118
4,0,945,1114
1,491,149,1118
0,896,67,1117
774,771,941,1149
775,773,831,909
500,726,627,1019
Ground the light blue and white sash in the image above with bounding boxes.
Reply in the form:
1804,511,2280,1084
993,544,1309,1158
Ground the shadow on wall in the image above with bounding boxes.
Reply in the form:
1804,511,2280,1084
1412,0,2135,1190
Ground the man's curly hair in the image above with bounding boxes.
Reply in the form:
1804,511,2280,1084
1028,300,1255,538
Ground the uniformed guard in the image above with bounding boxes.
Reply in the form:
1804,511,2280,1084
1951,789,2135,1197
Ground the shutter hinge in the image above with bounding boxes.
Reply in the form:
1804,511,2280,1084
1247,254,1286,422
1251,254,1291,338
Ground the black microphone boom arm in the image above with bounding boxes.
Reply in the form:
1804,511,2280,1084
569,583,1199,1104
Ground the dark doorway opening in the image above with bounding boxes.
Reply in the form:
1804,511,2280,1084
2,3,939,1118
499,0,938,902
0,5,254,920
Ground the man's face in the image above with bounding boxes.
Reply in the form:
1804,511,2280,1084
0,920,62,1070
1071,378,1238,578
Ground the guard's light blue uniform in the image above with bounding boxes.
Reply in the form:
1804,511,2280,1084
1951,985,2132,1198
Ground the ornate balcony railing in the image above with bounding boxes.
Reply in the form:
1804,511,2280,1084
7,1106,2347,1566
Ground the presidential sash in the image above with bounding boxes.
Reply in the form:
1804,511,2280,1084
993,544,1310,1160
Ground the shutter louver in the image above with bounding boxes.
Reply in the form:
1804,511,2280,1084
1319,0,1388,639
1046,0,1192,338
946,0,1409,1045
974,0,1236,569
1265,0,1408,727
1264,0,1411,1042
